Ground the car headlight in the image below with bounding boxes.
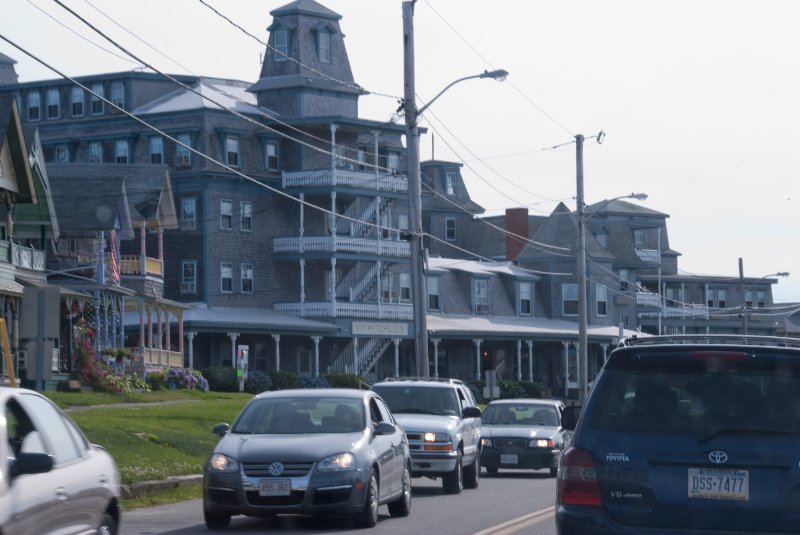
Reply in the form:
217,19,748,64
423,432,449,442
317,452,356,472
481,438,493,447
209,453,239,473
529,438,555,448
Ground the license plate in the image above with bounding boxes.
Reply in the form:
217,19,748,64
259,478,291,496
688,468,748,500
500,454,518,464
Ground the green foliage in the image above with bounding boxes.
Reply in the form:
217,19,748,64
499,380,526,399
102,374,151,395
147,370,167,391
323,373,364,389
267,369,299,391
243,371,271,394
519,380,551,398
200,366,238,392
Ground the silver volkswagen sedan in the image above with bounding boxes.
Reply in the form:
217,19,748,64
0,386,121,535
203,388,412,529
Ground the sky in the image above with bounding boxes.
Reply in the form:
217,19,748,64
2,0,799,303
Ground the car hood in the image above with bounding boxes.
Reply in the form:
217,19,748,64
482,424,560,439
392,413,459,433
215,432,366,462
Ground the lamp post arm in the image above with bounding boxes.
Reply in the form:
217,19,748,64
416,69,509,119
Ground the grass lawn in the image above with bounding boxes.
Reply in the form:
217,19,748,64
44,389,252,508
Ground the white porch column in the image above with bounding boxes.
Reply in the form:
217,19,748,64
526,340,534,382
165,308,171,353
156,307,162,350
330,124,338,182
299,193,305,238
330,258,337,317
312,336,321,377
138,299,145,356
157,225,163,275
227,332,239,369
300,259,306,304
272,334,281,371
139,226,146,275
473,339,483,381
147,305,153,350
562,342,570,398
186,331,196,369
516,339,522,381
393,338,400,378
432,338,440,379
352,336,359,375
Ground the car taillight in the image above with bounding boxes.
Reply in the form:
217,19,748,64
558,447,603,506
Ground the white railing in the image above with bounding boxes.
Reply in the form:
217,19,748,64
273,236,409,257
636,291,662,307
282,168,408,193
328,337,392,375
635,248,660,263
275,301,412,320
9,242,46,272
639,306,709,319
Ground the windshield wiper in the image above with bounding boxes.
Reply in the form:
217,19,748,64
698,427,797,444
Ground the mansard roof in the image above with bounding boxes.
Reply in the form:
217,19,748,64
133,78,265,116
270,0,341,20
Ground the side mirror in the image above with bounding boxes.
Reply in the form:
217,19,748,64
212,423,230,437
10,452,54,479
463,406,482,419
561,405,582,431
373,422,396,436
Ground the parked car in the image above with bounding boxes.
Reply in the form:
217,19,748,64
0,386,121,535
480,398,567,477
203,388,411,529
556,334,800,534
371,378,482,494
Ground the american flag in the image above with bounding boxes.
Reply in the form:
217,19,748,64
109,229,120,284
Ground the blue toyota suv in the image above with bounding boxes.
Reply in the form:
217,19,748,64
557,334,800,534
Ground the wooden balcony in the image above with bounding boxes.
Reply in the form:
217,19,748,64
0,240,46,272
282,168,408,193
273,236,410,257
275,301,412,320
112,254,163,277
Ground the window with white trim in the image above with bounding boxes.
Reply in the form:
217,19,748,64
149,136,163,164
562,283,578,316
55,145,69,163
265,141,278,170
88,141,102,163
618,268,630,291
387,152,400,172
474,279,489,315
241,263,253,293
27,91,40,121
298,349,312,374
596,284,608,316
71,87,84,116
427,275,440,311
240,201,252,231
220,199,233,230
110,81,124,108
400,272,411,302
180,198,196,230
180,261,196,293
318,30,331,63
519,281,532,316
114,140,129,163
225,135,239,167
745,290,753,309
756,290,766,309
274,30,288,61
46,88,59,119
90,83,104,114
445,218,456,241
718,289,727,309
634,229,645,247
175,133,191,166
445,172,458,195
220,262,233,293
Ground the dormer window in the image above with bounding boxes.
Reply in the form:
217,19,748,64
274,30,288,61
318,30,331,63
446,171,458,195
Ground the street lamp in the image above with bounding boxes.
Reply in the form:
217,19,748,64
403,1,507,377
576,132,647,404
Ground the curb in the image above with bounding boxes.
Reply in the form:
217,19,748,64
121,474,203,500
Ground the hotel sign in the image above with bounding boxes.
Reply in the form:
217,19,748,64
352,321,408,337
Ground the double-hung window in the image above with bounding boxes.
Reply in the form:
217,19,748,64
240,201,252,231
220,262,233,293
427,276,441,311
180,261,196,293
55,145,69,163
445,172,458,195
110,81,124,108
71,87,84,116
274,30,288,61
445,218,456,241
596,284,608,316
88,141,102,163
180,198,196,230
399,273,411,302
265,141,278,170
241,263,254,293
756,290,766,309
225,135,239,167
46,89,59,119
175,133,191,166
114,140,129,163
90,83,104,114
474,279,489,315
562,283,578,316
318,30,331,63
219,199,233,230
27,91,40,121
519,281,532,316
149,136,164,164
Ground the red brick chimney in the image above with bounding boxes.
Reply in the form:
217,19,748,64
506,207,529,260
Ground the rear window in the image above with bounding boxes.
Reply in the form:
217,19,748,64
372,385,460,416
587,350,800,437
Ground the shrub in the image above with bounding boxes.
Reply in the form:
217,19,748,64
201,366,238,392
244,371,271,394
520,380,550,399
323,373,364,389
499,380,526,399
165,367,210,392
147,370,167,391
102,374,151,395
267,370,298,391
298,375,331,389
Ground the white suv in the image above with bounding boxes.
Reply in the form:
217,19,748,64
372,378,482,494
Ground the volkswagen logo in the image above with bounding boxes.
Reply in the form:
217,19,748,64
268,462,285,476
708,451,728,464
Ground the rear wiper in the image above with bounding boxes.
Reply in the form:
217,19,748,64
698,427,797,444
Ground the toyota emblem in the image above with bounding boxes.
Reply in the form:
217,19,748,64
268,462,285,476
708,451,728,464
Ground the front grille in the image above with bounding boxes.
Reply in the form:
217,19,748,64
493,437,527,449
208,488,239,505
243,462,314,478
313,487,352,505
246,490,305,506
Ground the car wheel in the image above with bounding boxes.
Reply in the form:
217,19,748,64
204,510,231,529
485,465,499,475
388,464,411,517
353,472,379,528
97,513,117,535
442,450,463,494
464,454,480,489
550,466,558,477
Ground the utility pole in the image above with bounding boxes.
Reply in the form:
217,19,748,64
739,257,747,335
403,1,430,377
576,134,589,405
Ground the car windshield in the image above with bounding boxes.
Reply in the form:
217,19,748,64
588,350,800,437
373,385,460,416
483,403,559,426
231,397,364,434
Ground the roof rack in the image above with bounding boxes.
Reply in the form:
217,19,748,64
620,334,800,349
378,377,465,385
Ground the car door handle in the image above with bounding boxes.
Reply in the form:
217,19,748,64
55,487,68,502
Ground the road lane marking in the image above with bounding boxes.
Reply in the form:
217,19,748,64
470,506,555,535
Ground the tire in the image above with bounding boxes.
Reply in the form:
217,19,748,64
388,464,411,517
204,510,231,530
442,451,463,494
464,454,480,489
485,465,499,475
353,472,379,528
97,513,117,535
550,466,558,477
